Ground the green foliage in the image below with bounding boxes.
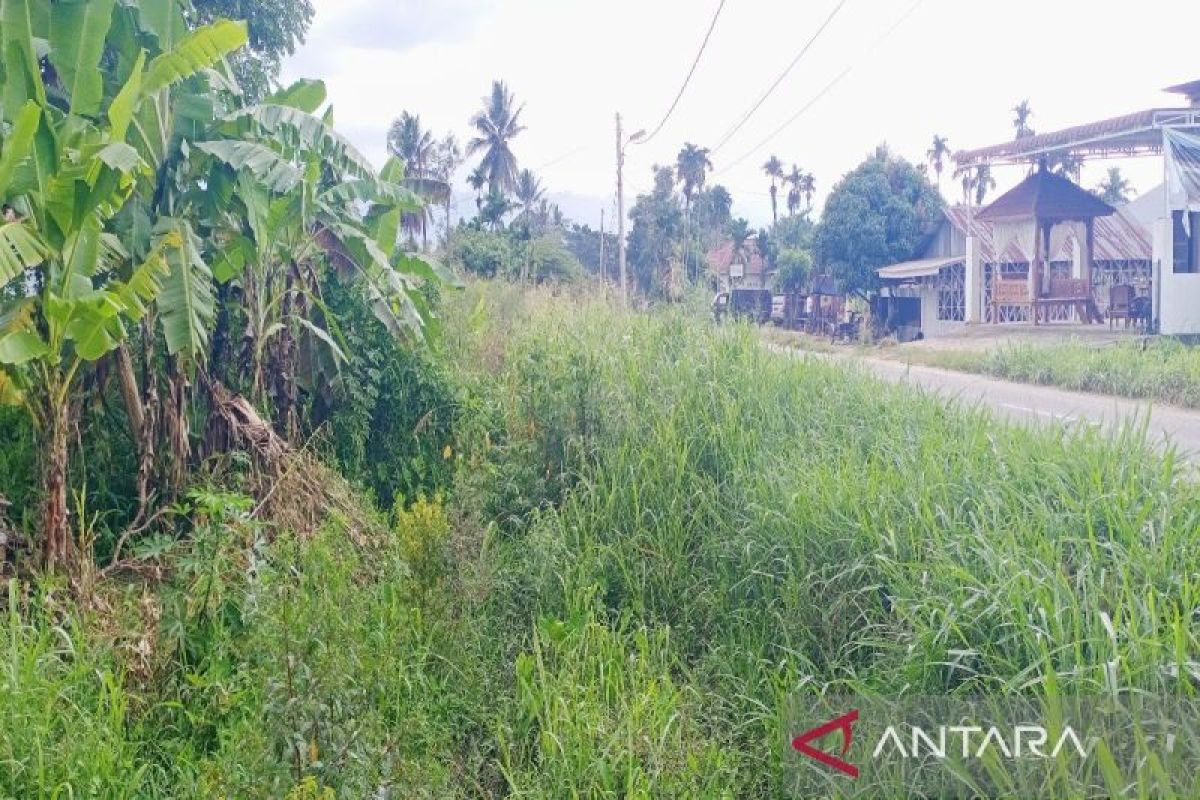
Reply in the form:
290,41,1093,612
450,227,583,285
563,223,617,276
445,286,1200,796
5,285,1200,797
527,234,584,283
627,166,684,297
905,338,1200,408
814,145,943,296
773,248,812,292
0,580,144,796
0,407,35,515
451,225,516,278
324,278,458,510
192,0,316,101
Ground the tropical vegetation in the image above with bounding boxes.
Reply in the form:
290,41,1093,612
814,145,943,297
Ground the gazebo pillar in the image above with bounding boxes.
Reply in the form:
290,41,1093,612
1084,219,1095,296
1028,222,1042,304
964,234,982,323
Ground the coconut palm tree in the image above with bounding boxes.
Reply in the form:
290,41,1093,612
785,165,803,216
675,143,713,211
763,155,785,224
434,134,463,248
729,218,753,267
799,172,817,213
515,169,545,217
973,164,996,205
479,190,513,232
467,163,488,211
1095,167,1134,205
387,111,435,177
926,134,951,191
1050,153,1083,183
467,80,526,195
1012,100,1034,139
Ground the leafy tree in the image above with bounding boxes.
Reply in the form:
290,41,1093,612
1049,153,1082,183
513,169,545,281
814,147,943,298
193,0,315,101
468,81,526,195
627,166,683,297
564,224,617,277
1095,167,1134,205
771,214,815,253
702,185,733,228
763,156,784,224
774,248,812,292
527,235,583,283
451,227,515,278
926,134,951,191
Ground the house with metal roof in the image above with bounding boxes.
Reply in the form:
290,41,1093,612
946,79,1200,335
708,236,772,290
876,199,1151,338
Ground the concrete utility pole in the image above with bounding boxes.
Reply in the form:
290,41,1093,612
616,113,628,305
615,113,645,307
599,208,606,286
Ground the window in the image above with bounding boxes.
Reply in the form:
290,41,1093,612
936,264,965,321
1173,211,1200,274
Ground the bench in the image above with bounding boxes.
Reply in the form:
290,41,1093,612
991,278,1031,323
1032,278,1101,324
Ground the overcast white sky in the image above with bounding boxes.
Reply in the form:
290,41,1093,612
282,0,1200,229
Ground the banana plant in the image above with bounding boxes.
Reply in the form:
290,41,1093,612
0,0,247,568
191,79,451,437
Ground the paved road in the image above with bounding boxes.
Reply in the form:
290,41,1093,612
771,345,1200,464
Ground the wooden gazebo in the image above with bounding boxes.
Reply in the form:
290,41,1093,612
977,164,1116,324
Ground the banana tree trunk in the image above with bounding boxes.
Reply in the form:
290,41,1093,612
40,387,73,569
115,341,158,520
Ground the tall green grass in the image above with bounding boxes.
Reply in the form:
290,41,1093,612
904,338,1200,408
449,285,1200,795
3,284,1199,796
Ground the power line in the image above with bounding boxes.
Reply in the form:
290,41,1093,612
534,144,594,172
717,0,924,176
637,0,728,145
711,0,849,154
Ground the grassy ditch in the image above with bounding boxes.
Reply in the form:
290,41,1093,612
3,285,1199,796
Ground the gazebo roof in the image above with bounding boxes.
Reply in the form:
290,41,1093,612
1165,78,1200,106
977,168,1116,224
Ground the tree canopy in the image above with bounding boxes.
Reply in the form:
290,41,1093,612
814,146,943,297
193,0,315,100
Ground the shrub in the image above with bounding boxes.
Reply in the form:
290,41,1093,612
452,227,516,278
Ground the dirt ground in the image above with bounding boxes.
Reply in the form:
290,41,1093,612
887,324,1150,355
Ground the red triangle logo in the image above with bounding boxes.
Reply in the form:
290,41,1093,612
792,709,860,778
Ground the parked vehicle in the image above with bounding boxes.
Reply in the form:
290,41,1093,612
713,289,772,324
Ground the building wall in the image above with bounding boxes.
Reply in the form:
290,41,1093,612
1158,216,1200,335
